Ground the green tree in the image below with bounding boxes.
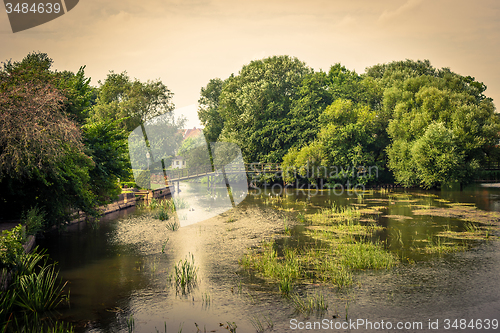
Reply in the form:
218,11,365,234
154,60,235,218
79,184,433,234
91,71,175,133
217,55,313,163
381,61,500,187
198,78,225,143
83,119,131,204
0,53,97,224
283,99,384,185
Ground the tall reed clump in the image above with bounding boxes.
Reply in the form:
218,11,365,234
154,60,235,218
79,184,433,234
173,197,189,210
145,199,178,221
173,253,198,294
0,244,71,331
14,262,68,313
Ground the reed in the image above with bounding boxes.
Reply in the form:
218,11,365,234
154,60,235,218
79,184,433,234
290,292,329,317
127,314,135,333
14,263,68,313
173,253,198,291
156,207,169,221
173,197,189,210
166,220,180,231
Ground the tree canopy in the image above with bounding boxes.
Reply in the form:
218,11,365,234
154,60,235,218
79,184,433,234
200,56,499,188
91,71,175,133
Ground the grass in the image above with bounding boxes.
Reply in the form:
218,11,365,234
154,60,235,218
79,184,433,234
424,236,462,254
290,292,329,317
309,203,361,226
166,220,180,231
156,207,170,221
250,315,273,333
0,248,72,332
127,315,135,333
202,292,211,306
240,201,397,292
173,253,198,293
240,243,300,295
173,197,189,210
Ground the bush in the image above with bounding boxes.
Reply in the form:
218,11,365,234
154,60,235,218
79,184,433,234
21,206,45,236
0,225,26,270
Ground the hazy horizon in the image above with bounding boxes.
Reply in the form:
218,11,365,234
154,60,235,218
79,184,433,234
2,0,499,119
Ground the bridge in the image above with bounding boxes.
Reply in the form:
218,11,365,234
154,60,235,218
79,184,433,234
143,163,282,193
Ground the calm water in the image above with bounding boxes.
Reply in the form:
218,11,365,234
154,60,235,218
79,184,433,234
39,184,500,332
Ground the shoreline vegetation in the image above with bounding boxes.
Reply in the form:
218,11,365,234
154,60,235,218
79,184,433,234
2,52,500,331
238,188,499,318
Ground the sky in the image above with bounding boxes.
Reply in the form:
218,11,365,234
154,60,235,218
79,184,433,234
1,0,500,128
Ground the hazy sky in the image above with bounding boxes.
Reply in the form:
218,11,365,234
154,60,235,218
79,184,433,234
1,0,499,127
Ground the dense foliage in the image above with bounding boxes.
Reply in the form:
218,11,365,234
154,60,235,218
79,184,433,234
0,52,177,227
200,57,500,188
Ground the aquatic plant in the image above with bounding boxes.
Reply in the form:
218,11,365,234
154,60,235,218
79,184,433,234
9,314,75,333
173,253,198,293
240,242,300,295
250,315,273,333
149,198,160,210
166,220,180,231
223,321,237,333
161,239,169,253
296,212,307,224
283,217,291,235
127,314,135,333
336,241,397,270
290,292,329,317
202,292,211,307
173,197,189,210
250,316,265,333
310,203,361,226
156,207,169,221
424,236,462,254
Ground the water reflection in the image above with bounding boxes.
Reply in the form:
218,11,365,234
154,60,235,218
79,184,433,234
40,183,500,332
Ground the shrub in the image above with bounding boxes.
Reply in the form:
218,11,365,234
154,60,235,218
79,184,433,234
21,206,45,236
0,225,26,270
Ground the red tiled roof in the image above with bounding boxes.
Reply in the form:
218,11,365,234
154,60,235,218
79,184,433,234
182,127,202,140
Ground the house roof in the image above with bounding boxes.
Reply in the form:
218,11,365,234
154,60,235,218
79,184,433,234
182,127,203,140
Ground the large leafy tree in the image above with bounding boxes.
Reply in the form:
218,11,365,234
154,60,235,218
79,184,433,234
0,53,97,224
282,99,385,185
91,71,175,133
373,61,500,188
83,119,131,205
217,55,313,163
